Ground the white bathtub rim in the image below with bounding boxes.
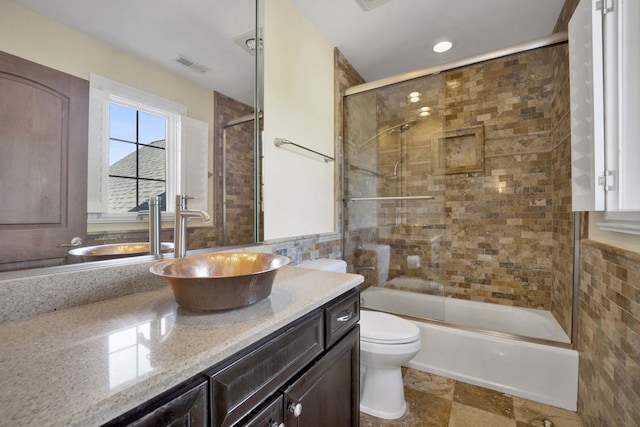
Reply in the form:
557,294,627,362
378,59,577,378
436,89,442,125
362,306,574,350
361,286,571,344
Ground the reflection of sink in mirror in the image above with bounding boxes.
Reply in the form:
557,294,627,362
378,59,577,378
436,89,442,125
69,242,174,262
149,252,291,311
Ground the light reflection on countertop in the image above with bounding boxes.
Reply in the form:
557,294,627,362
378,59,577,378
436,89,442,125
107,309,175,390
0,265,361,427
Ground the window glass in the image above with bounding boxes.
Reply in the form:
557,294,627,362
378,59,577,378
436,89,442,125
109,103,136,142
108,103,167,212
139,111,166,144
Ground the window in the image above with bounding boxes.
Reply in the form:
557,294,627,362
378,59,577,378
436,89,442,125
108,102,167,213
87,74,209,223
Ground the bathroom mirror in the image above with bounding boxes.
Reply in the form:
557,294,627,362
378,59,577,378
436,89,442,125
0,0,262,273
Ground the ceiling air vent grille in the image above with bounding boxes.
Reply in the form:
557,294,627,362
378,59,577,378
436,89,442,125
355,0,392,11
174,55,209,74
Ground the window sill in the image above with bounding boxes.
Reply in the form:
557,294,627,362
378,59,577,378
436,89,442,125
597,220,640,235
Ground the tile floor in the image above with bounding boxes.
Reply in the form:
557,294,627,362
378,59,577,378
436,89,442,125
360,368,585,427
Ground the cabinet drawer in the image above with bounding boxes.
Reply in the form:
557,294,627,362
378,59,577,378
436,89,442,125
237,394,283,427
208,310,324,427
105,378,209,427
324,289,360,348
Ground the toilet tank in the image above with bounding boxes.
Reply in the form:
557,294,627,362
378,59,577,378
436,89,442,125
297,258,347,273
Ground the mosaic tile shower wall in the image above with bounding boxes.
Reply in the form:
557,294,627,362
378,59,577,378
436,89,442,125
213,91,256,246
440,47,557,308
344,44,569,312
578,241,640,427
550,42,574,336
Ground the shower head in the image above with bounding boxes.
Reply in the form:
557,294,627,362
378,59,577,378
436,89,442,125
355,119,419,149
399,121,416,132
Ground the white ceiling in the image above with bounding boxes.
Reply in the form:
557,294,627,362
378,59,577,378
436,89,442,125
292,0,565,82
9,0,565,104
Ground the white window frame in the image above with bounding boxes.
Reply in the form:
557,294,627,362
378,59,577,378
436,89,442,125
570,0,640,235
87,74,209,226
598,0,640,234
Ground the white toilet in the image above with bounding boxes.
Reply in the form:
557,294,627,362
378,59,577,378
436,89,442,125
297,258,421,420
359,310,421,419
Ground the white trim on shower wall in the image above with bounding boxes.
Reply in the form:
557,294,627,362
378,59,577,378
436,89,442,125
344,32,568,96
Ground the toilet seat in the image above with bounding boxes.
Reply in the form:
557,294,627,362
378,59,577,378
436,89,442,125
360,310,420,344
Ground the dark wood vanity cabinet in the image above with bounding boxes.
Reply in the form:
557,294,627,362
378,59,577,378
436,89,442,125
216,288,360,427
105,289,360,427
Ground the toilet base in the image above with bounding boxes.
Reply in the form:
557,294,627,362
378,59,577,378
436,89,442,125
360,401,407,420
359,365,407,419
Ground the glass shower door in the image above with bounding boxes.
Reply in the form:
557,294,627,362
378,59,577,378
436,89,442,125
343,73,447,322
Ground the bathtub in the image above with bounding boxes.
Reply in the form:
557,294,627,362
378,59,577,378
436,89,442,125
360,287,578,411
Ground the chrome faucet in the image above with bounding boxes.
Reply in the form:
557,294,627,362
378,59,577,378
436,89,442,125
136,195,162,255
174,195,211,258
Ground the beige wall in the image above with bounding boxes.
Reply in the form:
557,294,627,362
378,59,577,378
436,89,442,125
0,0,213,124
588,212,640,253
263,0,335,240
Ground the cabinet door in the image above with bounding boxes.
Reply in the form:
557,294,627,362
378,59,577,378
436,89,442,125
283,327,359,427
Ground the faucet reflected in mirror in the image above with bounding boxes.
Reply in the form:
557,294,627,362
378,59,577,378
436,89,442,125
136,196,162,256
174,195,212,258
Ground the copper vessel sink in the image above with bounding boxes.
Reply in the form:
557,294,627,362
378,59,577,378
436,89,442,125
69,242,174,262
149,252,291,311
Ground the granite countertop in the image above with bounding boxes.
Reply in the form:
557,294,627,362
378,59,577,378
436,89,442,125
0,266,363,427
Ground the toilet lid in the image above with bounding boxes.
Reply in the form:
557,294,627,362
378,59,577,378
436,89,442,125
359,310,420,344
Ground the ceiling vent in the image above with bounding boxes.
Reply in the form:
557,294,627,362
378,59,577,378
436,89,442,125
174,55,209,74
355,0,392,11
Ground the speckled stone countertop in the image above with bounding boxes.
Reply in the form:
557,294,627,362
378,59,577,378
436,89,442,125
0,266,362,427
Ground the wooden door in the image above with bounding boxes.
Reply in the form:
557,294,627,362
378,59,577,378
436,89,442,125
0,51,88,271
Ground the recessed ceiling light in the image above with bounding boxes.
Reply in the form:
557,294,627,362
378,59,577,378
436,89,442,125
420,106,431,112
419,111,431,117
407,91,421,103
433,40,454,53
233,29,263,56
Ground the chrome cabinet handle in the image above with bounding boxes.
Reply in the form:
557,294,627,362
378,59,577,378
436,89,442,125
57,237,83,247
288,402,302,417
336,309,354,323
